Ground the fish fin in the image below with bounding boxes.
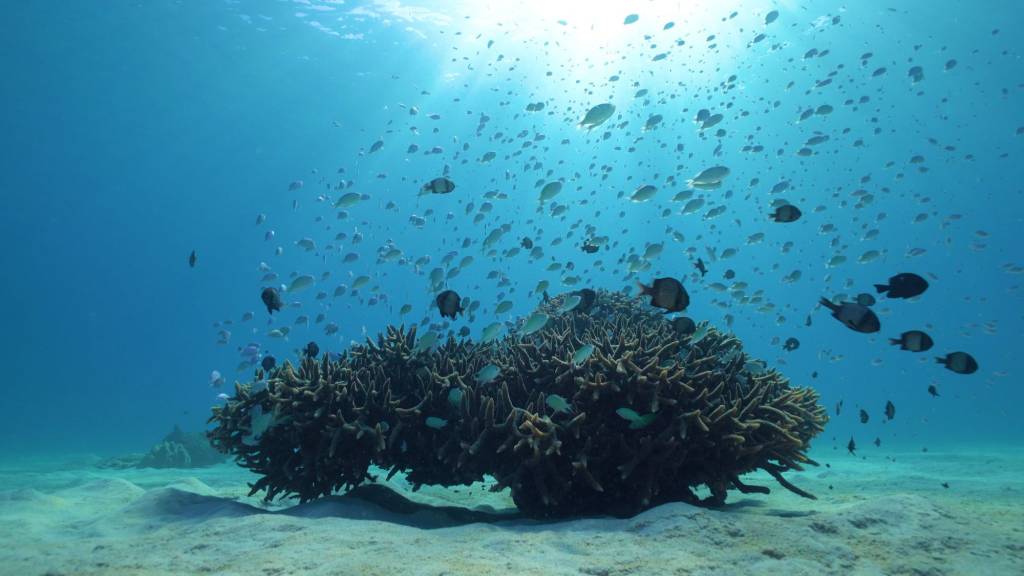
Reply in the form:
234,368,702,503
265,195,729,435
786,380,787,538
874,284,888,293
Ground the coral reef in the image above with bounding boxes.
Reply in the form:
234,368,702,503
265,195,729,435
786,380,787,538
208,290,827,517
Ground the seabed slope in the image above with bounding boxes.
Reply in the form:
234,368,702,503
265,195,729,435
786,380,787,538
0,446,1021,576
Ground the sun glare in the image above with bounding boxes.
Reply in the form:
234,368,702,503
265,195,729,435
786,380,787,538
463,0,724,57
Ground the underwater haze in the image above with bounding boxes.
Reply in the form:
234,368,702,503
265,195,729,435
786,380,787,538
0,1,1022,575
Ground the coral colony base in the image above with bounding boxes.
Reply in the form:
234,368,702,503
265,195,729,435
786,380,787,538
209,290,827,518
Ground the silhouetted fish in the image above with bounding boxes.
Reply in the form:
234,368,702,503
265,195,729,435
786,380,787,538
304,341,319,358
261,287,283,314
638,277,689,313
875,273,928,299
770,204,802,223
671,316,697,336
936,351,978,374
694,258,708,277
573,288,597,313
422,177,456,195
819,297,880,333
436,290,463,319
890,330,933,352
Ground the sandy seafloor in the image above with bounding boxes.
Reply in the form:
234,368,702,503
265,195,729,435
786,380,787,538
1,445,1021,576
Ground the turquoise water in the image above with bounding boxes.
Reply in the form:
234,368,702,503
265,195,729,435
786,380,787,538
1,0,1021,506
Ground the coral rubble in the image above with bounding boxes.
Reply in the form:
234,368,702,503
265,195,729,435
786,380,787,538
209,290,827,517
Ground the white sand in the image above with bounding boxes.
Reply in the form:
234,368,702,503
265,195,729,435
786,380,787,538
1,446,1021,576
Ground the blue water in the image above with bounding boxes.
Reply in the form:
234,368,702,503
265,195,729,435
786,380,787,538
1,0,1021,465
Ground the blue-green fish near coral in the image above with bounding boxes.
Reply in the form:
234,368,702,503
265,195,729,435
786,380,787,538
425,416,447,430
572,344,595,366
412,330,439,352
689,323,710,345
481,322,503,343
558,294,582,314
475,363,500,384
520,312,549,336
447,388,463,407
242,405,276,445
546,394,572,414
616,407,658,429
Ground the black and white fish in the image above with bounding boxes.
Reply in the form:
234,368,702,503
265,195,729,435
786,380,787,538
421,177,456,195
436,289,464,319
818,297,880,333
770,204,802,223
889,330,933,352
637,277,690,313
936,351,978,374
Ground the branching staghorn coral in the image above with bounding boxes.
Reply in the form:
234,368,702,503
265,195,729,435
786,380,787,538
208,290,827,518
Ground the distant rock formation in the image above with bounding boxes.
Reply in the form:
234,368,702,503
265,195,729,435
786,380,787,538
98,425,226,469
138,440,193,468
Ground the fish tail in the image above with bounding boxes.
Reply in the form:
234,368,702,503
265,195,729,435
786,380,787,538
874,284,888,293
888,338,902,346
818,297,837,311
934,356,946,365
636,281,650,296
